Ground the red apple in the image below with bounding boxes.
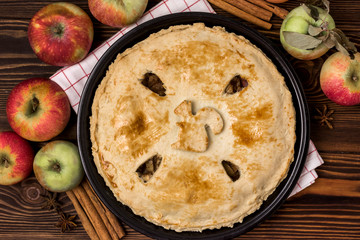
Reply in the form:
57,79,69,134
28,2,93,66
0,131,34,185
88,0,148,28
320,52,360,106
6,78,71,142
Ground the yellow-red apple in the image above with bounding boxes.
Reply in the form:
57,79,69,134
320,52,360,106
0,131,34,185
28,2,93,66
33,141,84,192
280,5,335,60
88,0,148,28
6,78,71,142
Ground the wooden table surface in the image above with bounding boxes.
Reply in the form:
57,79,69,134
0,0,359,239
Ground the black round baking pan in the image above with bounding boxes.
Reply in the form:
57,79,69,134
77,12,310,240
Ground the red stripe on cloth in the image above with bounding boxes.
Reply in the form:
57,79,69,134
51,65,71,79
72,74,88,86
202,0,215,13
148,1,168,13
187,0,202,10
163,1,173,14
308,149,317,155
91,52,99,61
183,0,191,11
309,170,317,179
108,28,127,43
72,102,79,108
78,62,89,77
147,9,155,19
61,70,81,97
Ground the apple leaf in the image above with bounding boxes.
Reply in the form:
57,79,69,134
323,34,336,49
283,31,323,50
305,0,330,12
308,5,320,20
303,0,330,18
335,40,351,57
322,0,330,13
302,4,319,20
308,25,324,36
332,28,358,52
330,28,358,58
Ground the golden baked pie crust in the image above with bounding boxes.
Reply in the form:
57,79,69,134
90,23,296,232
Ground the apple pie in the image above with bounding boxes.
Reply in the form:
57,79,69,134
90,23,296,232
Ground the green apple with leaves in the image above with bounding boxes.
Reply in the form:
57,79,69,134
33,141,84,192
280,3,335,60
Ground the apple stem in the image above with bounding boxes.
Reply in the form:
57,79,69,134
52,162,61,173
0,155,10,168
32,97,39,112
51,23,65,37
26,96,39,117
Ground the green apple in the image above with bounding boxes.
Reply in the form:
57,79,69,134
280,5,336,60
33,141,84,192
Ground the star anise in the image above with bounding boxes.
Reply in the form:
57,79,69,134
314,104,334,129
41,192,60,213
55,212,77,233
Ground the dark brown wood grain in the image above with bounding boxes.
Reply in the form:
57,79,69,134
0,0,359,239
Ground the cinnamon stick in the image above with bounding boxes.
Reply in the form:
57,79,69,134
247,0,289,19
66,190,100,240
84,179,125,239
82,179,125,239
208,0,272,29
101,202,126,239
223,0,273,21
72,185,112,240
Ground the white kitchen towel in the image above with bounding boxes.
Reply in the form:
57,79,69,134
50,0,323,197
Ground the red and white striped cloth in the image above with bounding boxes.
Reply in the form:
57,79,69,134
50,0,323,197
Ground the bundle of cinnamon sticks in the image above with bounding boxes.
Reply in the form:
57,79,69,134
67,178,125,240
208,0,289,29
